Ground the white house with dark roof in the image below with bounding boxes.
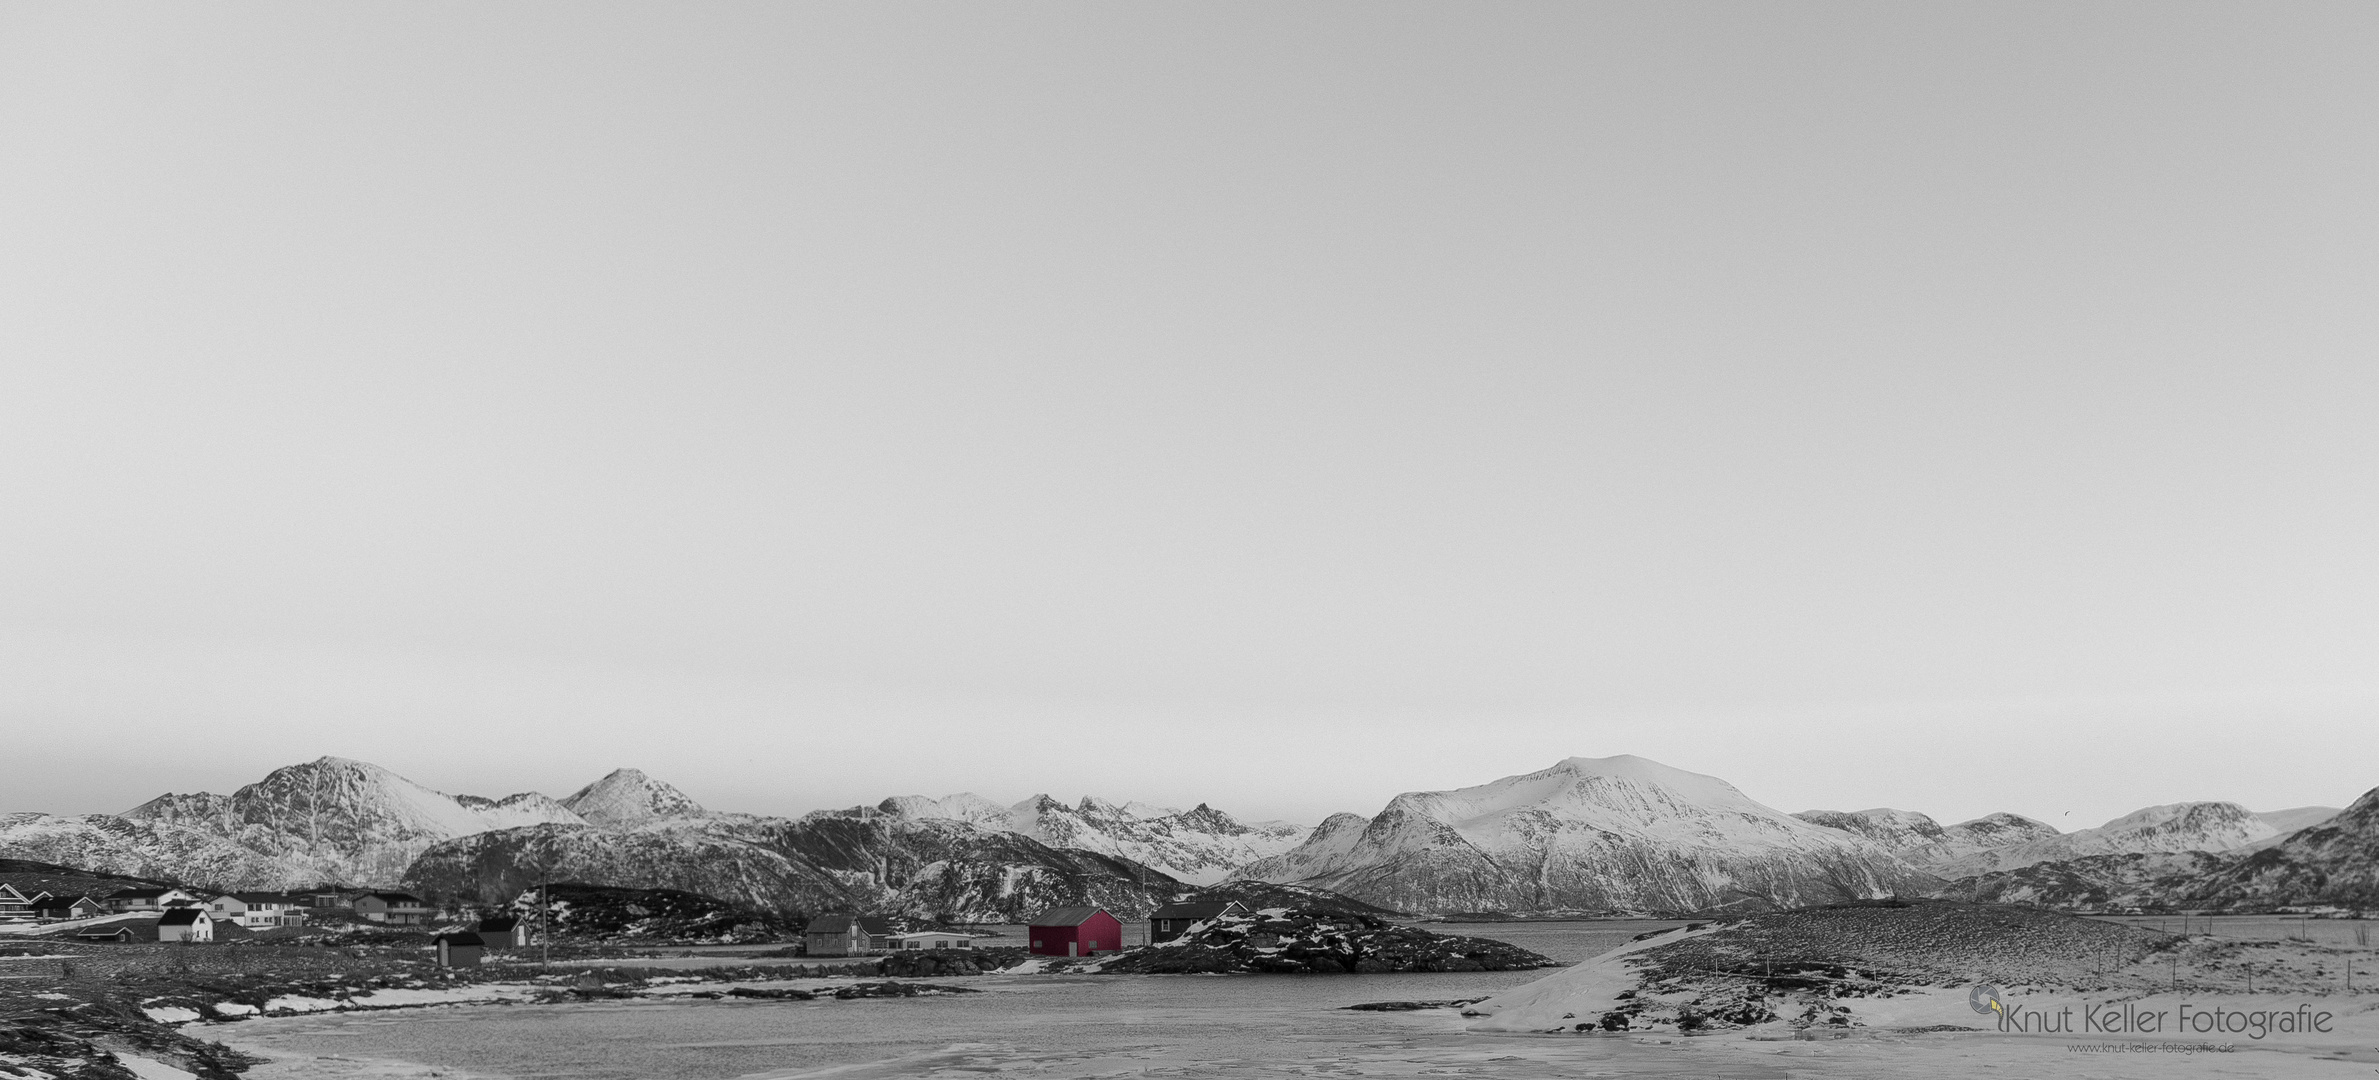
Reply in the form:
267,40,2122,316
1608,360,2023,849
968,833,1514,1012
352,892,434,925
157,908,214,943
0,884,32,922
103,887,207,913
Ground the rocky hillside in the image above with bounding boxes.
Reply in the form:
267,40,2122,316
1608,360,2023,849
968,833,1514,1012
403,811,1189,921
875,792,1306,886
516,881,795,942
1793,808,2059,871
0,813,304,890
1234,756,1939,916
2193,786,2379,909
1936,850,2235,910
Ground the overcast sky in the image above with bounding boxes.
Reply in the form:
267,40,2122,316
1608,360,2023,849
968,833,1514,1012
3,4,2375,831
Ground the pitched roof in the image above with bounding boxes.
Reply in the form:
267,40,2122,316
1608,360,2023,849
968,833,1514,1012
434,932,487,946
105,886,174,899
226,892,301,904
856,916,897,935
1028,906,1111,927
1149,901,1244,921
478,916,522,932
804,914,858,935
359,891,426,904
75,925,139,941
158,908,208,926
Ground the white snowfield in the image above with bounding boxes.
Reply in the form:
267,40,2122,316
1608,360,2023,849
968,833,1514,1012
1464,923,1726,1032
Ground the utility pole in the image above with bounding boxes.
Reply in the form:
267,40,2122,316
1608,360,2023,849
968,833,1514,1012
539,867,551,971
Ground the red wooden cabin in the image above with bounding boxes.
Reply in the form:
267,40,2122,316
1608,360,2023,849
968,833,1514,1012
1027,906,1123,957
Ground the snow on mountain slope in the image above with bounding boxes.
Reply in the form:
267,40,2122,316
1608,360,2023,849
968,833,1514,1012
1235,756,1937,915
1935,801,2280,878
0,812,307,889
113,757,592,885
1945,812,2064,852
875,793,1014,831
2197,787,2379,909
876,793,1307,885
561,769,704,826
2254,806,2342,833
1793,808,2060,871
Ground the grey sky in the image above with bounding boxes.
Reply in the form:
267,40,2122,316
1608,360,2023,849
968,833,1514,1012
3,4,2374,830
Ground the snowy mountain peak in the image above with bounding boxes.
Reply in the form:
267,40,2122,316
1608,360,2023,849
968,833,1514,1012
1239,756,1936,915
561,769,703,826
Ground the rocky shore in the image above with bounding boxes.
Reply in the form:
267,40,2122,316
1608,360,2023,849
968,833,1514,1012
1059,908,1554,975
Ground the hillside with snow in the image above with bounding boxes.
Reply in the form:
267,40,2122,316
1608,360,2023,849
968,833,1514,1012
1234,755,1939,915
876,792,1306,885
1933,801,2313,878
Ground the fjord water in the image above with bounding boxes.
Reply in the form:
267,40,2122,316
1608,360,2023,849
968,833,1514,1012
217,921,2340,1080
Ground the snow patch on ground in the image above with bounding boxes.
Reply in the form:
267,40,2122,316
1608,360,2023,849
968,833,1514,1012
1465,924,1724,1032
139,1006,201,1025
110,1052,200,1080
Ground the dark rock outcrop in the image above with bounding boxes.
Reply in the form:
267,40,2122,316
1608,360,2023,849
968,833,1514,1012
1092,908,1554,974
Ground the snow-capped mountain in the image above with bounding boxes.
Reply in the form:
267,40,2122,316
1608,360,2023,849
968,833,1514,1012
1933,801,2297,878
1793,808,2060,871
117,756,589,885
561,768,703,826
1234,756,1939,915
873,792,1307,886
1,757,594,888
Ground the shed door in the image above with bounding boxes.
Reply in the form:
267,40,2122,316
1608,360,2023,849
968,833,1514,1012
1068,941,1077,957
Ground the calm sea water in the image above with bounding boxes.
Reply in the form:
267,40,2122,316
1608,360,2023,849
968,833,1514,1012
216,920,2338,1080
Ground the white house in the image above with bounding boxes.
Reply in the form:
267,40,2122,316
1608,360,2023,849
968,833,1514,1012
890,931,976,950
157,908,214,943
211,893,307,928
0,884,32,922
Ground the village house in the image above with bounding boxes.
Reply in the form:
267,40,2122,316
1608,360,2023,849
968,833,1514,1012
1027,907,1123,957
857,915,899,953
103,887,207,913
351,892,434,925
477,915,530,949
157,908,214,943
434,931,486,968
0,884,32,922
802,914,868,957
1147,900,1247,943
33,895,105,921
211,893,308,929
890,930,974,951
74,924,140,944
